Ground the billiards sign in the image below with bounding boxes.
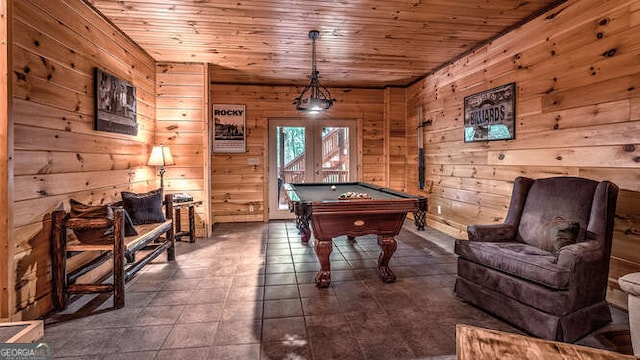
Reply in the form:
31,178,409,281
463,82,516,142
213,104,246,153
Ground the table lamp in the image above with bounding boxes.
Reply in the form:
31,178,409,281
148,145,175,189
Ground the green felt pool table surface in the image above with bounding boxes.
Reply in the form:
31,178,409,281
284,182,420,203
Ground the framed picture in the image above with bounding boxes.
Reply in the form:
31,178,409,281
464,82,515,142
213,104,246,153
94,68,138,136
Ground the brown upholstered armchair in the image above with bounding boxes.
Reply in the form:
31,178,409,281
454,176,619,342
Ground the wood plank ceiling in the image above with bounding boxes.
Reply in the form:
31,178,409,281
88,0,564,88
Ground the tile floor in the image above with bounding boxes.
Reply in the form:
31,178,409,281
42,221,632,359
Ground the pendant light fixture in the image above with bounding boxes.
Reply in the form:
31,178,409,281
293,30,335,114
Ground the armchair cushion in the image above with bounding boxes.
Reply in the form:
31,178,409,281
455,239,573,289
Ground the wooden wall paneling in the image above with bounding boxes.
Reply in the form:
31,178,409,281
13,150,147,176
580,167,640,192
12,182,152,231
487,145,640,168
428,164,580,182
408,0,640,307
13,168,153,202
384,87,407,191
19,0,155,76
155,62,209,237
11,0,155,320
202,64,214,232
611,189,640,262
1,0,11,320
516,100,630,135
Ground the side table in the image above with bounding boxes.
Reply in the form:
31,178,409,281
172,200,203,243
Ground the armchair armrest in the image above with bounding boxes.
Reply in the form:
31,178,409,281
467,224,516,242
556,240,603,266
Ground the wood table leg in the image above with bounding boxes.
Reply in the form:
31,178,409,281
300,214,311,243
377,235,397,283
188,205,196,243
315,239,333,288
175,208,182,238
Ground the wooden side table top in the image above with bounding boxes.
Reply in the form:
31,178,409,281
456,325,635,360
172,200,203,209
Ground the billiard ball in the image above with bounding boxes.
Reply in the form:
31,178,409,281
331,185,336,191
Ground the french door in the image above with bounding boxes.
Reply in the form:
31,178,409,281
268,119,358,219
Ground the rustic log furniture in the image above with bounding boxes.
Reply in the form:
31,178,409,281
50,194,175,310
454,176,619,342
284,182,427,287
172,199,203,243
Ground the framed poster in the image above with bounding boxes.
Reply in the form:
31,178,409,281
94,68,138,135
213,104,246,153
464,82,515,142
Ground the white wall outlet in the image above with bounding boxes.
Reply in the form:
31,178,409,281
249,204,255,212
437,205,442,214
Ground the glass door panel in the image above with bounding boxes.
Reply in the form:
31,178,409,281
276,126,307,211
320,127,350,183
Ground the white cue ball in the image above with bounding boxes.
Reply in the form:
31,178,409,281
331,185,336,191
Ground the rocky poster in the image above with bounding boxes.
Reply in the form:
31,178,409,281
213,104,246,153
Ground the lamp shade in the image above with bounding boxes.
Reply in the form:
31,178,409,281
148,145,175,166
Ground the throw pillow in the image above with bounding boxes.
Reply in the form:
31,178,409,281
121,188,165,225
69,200,139,243
69,199,114,244
548,216,581,253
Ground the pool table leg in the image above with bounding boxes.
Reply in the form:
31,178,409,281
301,227,311,243
413,209,426,231
314,239,333,288
377,235,397,283
298,213,311,243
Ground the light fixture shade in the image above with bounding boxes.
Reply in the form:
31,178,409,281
294,30,335,113
148,145,175,166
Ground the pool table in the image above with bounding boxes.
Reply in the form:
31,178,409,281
284,182,427,287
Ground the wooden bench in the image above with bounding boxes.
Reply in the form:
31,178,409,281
50,195,175,310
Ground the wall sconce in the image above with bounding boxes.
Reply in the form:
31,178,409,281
148,145,175,189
